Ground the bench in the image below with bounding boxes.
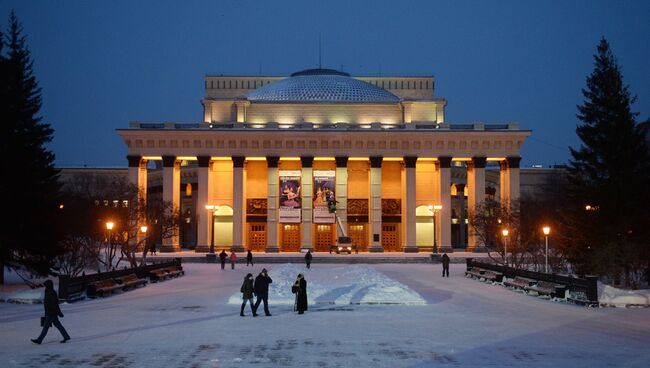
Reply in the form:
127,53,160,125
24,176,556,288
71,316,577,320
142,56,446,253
149,265,184,282
87,279,123,298
526,281,567,298
481,270,504,283
115,274,148,290
162,266,184,277
465,267,486,279
504,276,536,290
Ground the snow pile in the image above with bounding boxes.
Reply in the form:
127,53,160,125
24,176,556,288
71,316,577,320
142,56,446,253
228,264,426,305
598,282,650,307
0,287,43,304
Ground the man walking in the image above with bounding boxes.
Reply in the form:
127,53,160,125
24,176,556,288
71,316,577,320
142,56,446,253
253,268,273,316
31,280,71,344
219,250,227,270
441,253,450,277
246,250,253,267
304,250,312,269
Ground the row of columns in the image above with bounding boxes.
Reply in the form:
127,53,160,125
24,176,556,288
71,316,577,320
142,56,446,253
127,154,521,252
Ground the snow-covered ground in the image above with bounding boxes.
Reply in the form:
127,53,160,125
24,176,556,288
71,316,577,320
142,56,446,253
1,263,649,367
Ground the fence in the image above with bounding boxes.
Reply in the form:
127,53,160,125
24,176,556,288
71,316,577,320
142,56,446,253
58,258,182,301
467,258,599,306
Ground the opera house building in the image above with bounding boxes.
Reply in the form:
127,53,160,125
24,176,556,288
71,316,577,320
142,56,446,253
117,68,530,253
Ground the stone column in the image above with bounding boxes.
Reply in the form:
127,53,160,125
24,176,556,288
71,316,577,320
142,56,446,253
335,156,349,240
266,156,280,252
467,157,486,252
235,100,250,123
369,156,383,252
456,183,466,249
506,156,521,206
127,156,148,247
300,156,313,251
161,155,181,252
196,156,212,252
232,156,245,252
437,157,453,253
404,156,418,252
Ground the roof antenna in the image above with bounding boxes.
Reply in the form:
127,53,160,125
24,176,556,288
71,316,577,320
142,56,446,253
318,33,322,69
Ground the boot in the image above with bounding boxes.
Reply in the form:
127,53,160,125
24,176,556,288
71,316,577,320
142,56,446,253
240,305,245,317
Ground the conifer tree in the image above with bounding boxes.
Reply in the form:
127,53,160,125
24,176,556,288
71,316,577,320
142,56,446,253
563,38,650,286
0,11,63,283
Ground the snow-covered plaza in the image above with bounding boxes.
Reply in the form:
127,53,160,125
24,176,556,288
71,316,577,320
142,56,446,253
1,263,649,367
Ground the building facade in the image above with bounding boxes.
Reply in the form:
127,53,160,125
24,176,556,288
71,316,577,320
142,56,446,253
117,69,530,253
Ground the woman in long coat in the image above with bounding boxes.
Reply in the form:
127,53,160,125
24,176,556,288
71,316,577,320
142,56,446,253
292,273,308,314
240,273,256,317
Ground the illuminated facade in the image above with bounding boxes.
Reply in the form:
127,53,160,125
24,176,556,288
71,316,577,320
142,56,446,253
117,69,530,253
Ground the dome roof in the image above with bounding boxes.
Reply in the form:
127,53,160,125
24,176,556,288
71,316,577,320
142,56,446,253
246,69,400,103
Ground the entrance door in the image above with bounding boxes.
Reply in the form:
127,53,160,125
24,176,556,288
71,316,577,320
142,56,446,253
281,224,301,252
247,223,266,252
381,223,400,252
348,224,368,252
314,224,333,252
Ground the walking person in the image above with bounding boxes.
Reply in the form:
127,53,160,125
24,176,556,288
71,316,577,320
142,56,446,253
304,250,312,269
31,280,71,344
219,250,227,270
240,273,256,317
230,251,238,270
441,253,450,277
246,250,253,267
291,273,308,315
150,242,157,256
253,268,273,316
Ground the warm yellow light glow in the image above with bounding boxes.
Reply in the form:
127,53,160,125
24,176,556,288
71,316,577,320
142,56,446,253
502,229,509,237
210,156,231,161
382,157,403,161
140,225,148,233
245,157,267,161
59,204,64,209
348,157,370,161
314,157,335,161
205,204,219,211
428,205,433,211
279,157,301,161
453,157,472,161
176,156,197,161
543,226,550,235
417,157,438,161
487,157,506,161
360,124,372,129
433,205,442,211
142,156,162,160
106,222,114,230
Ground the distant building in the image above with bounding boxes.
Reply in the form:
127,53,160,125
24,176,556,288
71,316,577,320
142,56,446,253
114,69,532,253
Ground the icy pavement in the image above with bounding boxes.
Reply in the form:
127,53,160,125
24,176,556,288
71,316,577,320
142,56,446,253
1,264,649,367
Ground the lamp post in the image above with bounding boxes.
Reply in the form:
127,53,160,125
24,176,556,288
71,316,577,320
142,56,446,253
140,225,148,254
205,205,219,254
542,226,550,273
428,204,443,254
105,221,114,269
502,228,509,266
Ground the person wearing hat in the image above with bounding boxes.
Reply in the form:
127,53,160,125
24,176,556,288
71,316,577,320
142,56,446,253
31,280,71,344
253,268,273,316
240,273,256,317
292,273,308,315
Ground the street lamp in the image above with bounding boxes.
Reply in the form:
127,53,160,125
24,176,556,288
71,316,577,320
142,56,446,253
428,204,443,254
205,205,219,254
105,221,114,268
542,226,550,273
140,225,148,254
502,228,509,266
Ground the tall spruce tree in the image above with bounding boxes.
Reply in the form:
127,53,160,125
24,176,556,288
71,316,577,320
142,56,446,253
0,11,63,283
564,38,650,286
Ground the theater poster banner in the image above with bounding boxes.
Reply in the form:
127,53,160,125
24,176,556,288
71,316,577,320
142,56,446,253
313,170,336,224
279,170,302,223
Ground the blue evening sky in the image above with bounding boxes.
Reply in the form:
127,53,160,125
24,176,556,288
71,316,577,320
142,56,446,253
1,0,649,167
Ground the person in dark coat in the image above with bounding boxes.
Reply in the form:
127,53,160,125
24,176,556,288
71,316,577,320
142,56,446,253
253,268,273,316
246,250,253,267
219,250,227,270
304,250,312,269
31,280,71,344
292,273,308,314
441,253,450,277
150,242,157,256
240,273,256,317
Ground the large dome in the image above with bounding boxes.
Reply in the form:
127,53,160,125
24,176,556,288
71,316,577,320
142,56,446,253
246,69,400,103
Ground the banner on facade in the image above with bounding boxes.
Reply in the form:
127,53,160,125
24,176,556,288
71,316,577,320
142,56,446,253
279,170,302,223
313,170,336,224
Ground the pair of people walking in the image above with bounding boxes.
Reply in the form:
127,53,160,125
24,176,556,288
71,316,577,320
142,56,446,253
31,280,70,344
240,268,273,316
219,250,238,270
